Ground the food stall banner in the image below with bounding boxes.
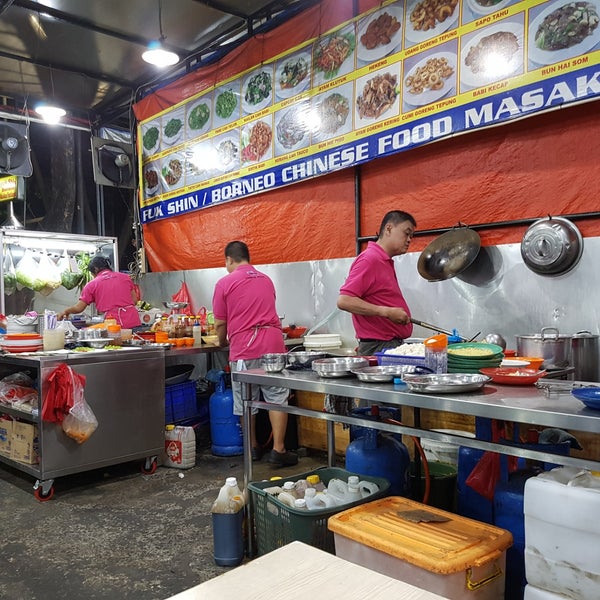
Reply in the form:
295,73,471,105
0,176,18,202
136,0,600,225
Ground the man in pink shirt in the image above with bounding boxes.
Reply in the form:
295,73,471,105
338,210,416,356
58,256,141,328
213,241,297,467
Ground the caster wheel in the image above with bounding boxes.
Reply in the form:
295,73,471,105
141,458,157,475
34,486,55,502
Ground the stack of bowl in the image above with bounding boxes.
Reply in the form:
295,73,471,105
1,333,43,353
447,342,503,373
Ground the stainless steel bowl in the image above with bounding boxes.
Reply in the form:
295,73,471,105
351,364,432,382
287,350,327,369
261,353,287,373
312,357,369,378
80,338,111,349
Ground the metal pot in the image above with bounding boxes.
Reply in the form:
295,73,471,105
515,327,572,370
571,331,600,382
286,350,327,369
417,226,481,282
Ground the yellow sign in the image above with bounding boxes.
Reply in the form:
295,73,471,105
0,176,18,202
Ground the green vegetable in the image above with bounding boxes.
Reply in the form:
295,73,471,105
3,271,16,294
142,127,159,151
164,118,182,138
215,90,237,119
244,72,272,106
61,270,82,291
188,103,210,130
75,252,93,293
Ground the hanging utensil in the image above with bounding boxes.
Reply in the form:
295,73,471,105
417,225,481,282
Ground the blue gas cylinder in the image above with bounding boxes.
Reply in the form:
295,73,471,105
209,372,243,456
345,427,410,496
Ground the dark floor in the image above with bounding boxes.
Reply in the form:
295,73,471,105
0,425,325,600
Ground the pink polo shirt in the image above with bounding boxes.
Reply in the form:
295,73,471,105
212,264,285,361
80,269,141,328
339,242,413,340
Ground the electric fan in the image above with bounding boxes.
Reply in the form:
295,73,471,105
91,136,135,188
0,122,33,177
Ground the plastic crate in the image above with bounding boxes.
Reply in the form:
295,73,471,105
375,352,427,367
165,380,197,423
248,466,390,556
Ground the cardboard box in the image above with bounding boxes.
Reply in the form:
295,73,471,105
0,419,12,457
11,421,39,464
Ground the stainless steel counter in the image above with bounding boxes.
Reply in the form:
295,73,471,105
233,368,600,481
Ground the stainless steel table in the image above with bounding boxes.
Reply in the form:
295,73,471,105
233,369,600,485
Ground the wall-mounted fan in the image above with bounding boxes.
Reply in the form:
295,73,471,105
91,136,135,188
0,122,33,177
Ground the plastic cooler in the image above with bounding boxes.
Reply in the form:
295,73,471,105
328,496,512,600
247,467,389,556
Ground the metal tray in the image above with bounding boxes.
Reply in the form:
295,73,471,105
312,357,369,378
351,365,432,382
401,373,491,393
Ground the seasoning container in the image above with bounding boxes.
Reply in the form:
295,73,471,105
106,324,122,345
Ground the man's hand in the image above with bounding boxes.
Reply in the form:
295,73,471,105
383,306,410,324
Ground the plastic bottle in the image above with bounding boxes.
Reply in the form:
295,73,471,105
304,487,337,510
192,324,202,346
327,478,349,503
358,480,380,498
281,481,298,498
424,334,448,374
294,498,308,510
348,475,359,486
106,324,122,345
211,477,245,567
294,479,309,498
164,425,196,469
277,491,297,508
306,474,326,492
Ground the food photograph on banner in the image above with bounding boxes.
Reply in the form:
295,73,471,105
402,41,458,112
355,1,404,67
213,83,242,127
275,49,312,100
186,93,213,139
242,66,274,115
141,122,160,159
274,101,311,157
404,0,460,48
354,65,401,129
186,139,217,185
212,133,241,174
462,0,520,24
311,82,354,143
240,116,274,164
527,0,600,69
312,23,357,86
459,16,525,92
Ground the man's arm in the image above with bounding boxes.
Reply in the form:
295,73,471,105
214,318,228,347
337,294,409,324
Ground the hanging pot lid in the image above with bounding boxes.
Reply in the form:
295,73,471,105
417,226,481,282
520,216,583,276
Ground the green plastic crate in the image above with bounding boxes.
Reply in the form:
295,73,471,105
248,466,390,556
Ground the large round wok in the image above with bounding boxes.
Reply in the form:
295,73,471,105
417,227,481,282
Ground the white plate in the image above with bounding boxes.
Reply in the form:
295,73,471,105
240,119,273,164
213,85,241,126
501,358,531,367
528,0,600,66
141,125,160,156
142,166,161,197
405,0,459,45
460,21,524,88
242,69,274,114
466,0,513,17
160,153,185,190
162,117,184,147
312,25,356,86
274,105,311,155
403,51,457,107
355,69,400,128
275,51,311,99
357,4,404,62
213,135,240,172
311,84,353,142
186,98,212,136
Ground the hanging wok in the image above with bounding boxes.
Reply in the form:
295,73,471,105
417,227,481,282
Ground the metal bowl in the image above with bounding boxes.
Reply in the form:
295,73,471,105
287,350,327,369
80,338,111,349
312,357,369,378
401,373,491,393
261,353,287,373
351,365,433,382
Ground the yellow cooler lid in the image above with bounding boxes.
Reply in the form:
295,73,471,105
328,496,513,575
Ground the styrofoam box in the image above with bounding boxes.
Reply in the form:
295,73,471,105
421,429,475,466
524,585,573,600
524,469,600,600
329,496,511,600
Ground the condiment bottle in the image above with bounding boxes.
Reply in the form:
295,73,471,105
107,324,122,345
424,334,448,374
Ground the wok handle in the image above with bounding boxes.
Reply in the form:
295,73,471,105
410,318,466,341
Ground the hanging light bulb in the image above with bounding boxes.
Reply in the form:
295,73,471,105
142,0,179,67
35,104,66,124
142,40,179,67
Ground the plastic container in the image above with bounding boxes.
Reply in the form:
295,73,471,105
106,324,122,345
523,585,573,600
43,327,65,351
247,467,390,556
421,429,476,466
328,496,512,600
165,380,197,423
375,352,427,368
424,334,448,374
410,461,457,512
212,477,245,567
524,468,600,599
163,425,196,469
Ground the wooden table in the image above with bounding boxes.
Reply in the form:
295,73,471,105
166,541,450,600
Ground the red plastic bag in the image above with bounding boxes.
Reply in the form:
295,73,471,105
172,281,194,315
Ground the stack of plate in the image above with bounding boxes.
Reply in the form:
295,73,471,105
303,333,342,349
1,333,43,353
447,342,503,373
